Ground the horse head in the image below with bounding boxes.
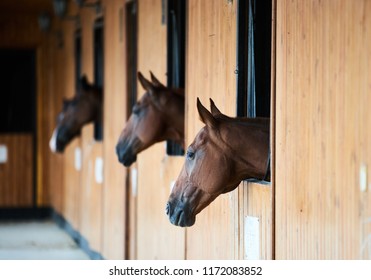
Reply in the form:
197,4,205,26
116,72,185,167
166,98,270,227
49,75,102,153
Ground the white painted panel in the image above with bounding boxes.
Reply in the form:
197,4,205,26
245,216,260,260
74,147,82,171
0,145,7,164
95,157,104,184
360,164,367,192
131,168,138,197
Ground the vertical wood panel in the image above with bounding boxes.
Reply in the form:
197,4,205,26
102,0,127,260
0,134,33,207
186,0,237,259
136,0,185,260
46,18,65,214
79,6,104,253
276,0,371,259
80,124,103,252
0,11,54,208
62,10,82,231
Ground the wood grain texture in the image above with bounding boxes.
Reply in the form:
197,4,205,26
275,0,371,259
0,13,43,48
79,6,104,253
185,0,238,259
135,0,186,260
45,18,65,214
61,12,82,232
80,124,103,253
101,0,127,260
0,134,34,207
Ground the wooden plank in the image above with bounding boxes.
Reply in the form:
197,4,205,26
61,13,82,231
135,0,186,260
275,0,371,259
46,18,65,214
79,6,104,253
185,0,237,259
0,13,43,48
80,124,103,252
0,134,34,207
237,0,276,260
101,0,127,260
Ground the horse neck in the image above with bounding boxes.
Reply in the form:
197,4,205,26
219,120,270,180
162,93,185,147
87,90,103,122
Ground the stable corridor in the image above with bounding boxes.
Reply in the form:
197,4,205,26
0,220,89,260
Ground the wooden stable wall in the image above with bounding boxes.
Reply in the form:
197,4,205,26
185,0,238,259
0,7,53,209
185,0,274,260
275,0,371,259
4,0,370,261
0,135,33,207
135,0,185,259
101,0,126,260
42,0,127,259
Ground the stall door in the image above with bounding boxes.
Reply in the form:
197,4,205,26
0,49,36,208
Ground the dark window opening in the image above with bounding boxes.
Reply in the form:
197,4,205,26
93,17,104,141
237,0,271,118
126,0,138,118
0,49,36,133
166,0,185,156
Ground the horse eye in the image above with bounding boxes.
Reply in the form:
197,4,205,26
186,150,195,160
132,105,140,115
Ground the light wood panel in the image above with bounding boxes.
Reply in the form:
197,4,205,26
80,124,103,252
61,10,82,231
45,18,65,213
275,0,371,259
136,0,185,260
79,5,104,253
101,0,127,260
238,182,273,259
0,134,34,207
185,0,238,259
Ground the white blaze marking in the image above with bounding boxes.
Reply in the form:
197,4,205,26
49,128,58,152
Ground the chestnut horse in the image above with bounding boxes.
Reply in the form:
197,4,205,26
166,98,270,227
49,76,103,153
116,72,184,167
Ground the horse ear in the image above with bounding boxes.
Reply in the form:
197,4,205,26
138,72,155,93
197,98,218,128
62,98,71,110
150,71,166,89
209,98,222,116
80,75,90,90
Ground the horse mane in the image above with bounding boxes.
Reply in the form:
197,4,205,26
214,113,269,129
168,87,185,98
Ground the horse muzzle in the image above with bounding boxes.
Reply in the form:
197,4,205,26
49,127,68,153
165,200,196,227
116,142,137,167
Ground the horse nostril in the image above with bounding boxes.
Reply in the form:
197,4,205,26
165,203,170,216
